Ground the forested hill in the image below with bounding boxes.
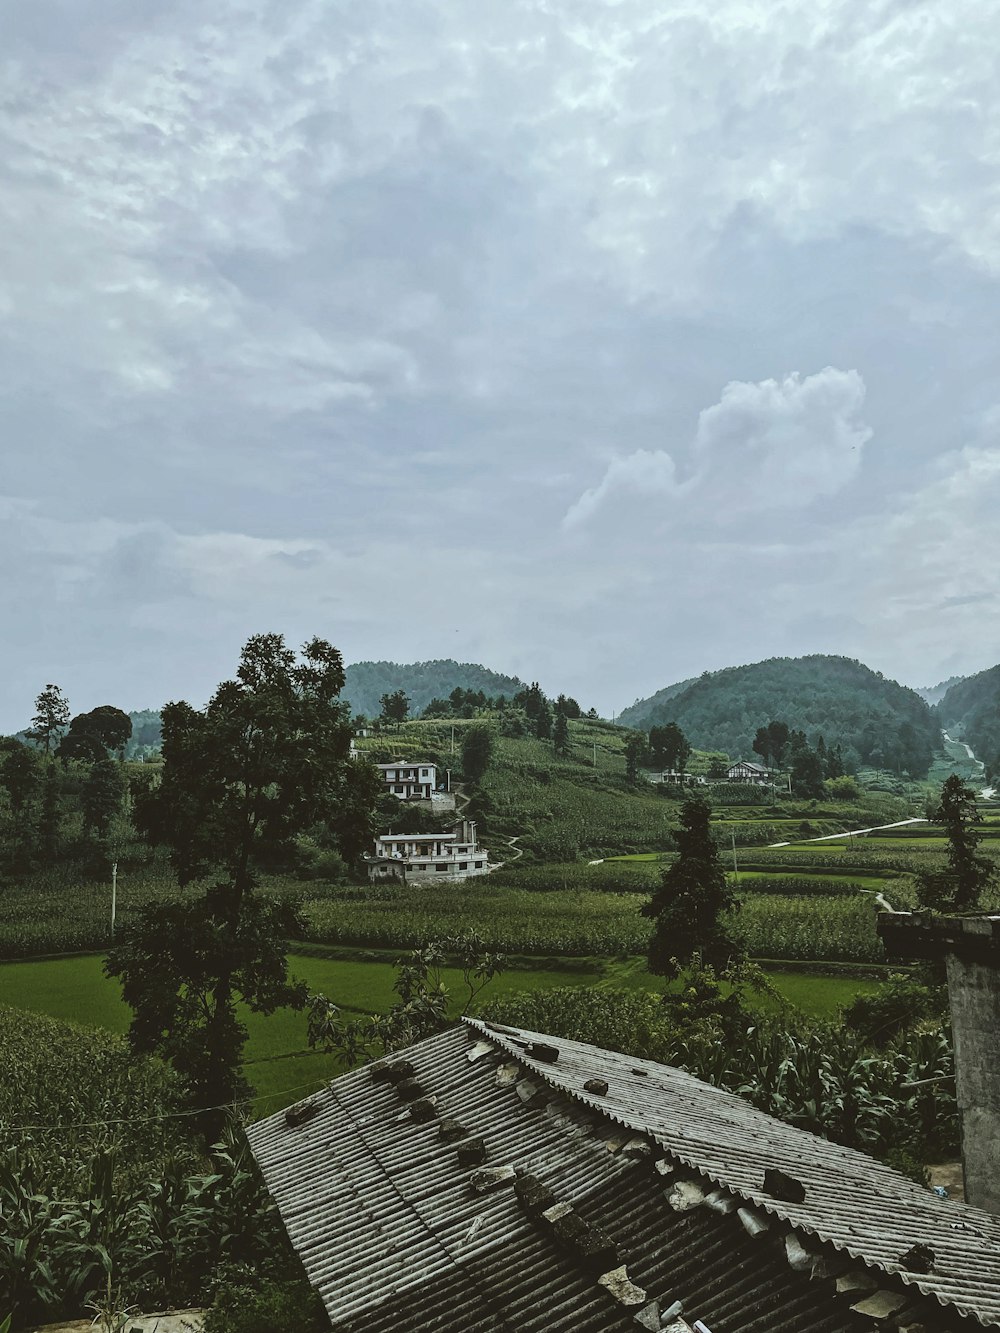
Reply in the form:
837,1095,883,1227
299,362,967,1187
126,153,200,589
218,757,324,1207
937,666,1000,778
619,676,698,725
619,655,939,776
917,675,966,706
344,659,526,719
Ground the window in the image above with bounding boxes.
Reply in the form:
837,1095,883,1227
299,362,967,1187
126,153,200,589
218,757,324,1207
459,862,467,871
436,864,447,872
475,861,483,868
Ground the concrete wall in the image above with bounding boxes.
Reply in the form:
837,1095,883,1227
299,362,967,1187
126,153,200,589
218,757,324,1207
945,952,1000,1213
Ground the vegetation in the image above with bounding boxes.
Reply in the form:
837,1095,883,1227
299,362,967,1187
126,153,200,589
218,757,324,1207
619,654,938,778
916,775,997,911
643,795,739,976
343,659,526,719
936,663,1000,779
106,634,378,1125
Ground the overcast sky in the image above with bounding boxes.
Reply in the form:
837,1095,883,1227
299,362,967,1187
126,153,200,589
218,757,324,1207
2,0,999,729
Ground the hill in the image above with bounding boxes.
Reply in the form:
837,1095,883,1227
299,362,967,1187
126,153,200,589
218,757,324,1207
917,676,966,706
620,675,698,723
618,654,938,777
937,666,1000,777
343,659,526,719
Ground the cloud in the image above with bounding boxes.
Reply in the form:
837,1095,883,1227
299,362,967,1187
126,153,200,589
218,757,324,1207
564,368,871,526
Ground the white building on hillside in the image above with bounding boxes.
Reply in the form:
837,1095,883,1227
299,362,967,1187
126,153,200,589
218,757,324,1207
376,761,439,801
366,819,489,884
727,760,772,784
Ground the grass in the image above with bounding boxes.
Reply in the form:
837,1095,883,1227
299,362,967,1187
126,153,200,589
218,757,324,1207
0,950,880,1110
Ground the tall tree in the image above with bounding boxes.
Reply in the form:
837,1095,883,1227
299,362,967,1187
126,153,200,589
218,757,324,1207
462,723,496,785
788,731,825,798
534,699,553,741
642,795,740,977
917,776,998,913
106,634,363,1124
752,719,790,768
379,689,410,730
81,757,124,840
26,684,70,754
552,708,570,757
623,732,646,783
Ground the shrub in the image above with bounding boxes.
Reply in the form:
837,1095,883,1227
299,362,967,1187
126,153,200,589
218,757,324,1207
203,1276,328,1333
840,973,943,1048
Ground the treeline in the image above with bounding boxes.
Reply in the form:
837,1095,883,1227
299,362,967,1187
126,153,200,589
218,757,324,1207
342,658,527,719
936,664,1000,780
620,654,938,778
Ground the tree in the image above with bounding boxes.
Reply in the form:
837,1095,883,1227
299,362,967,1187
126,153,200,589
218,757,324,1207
106,634,364,1125
38,762,61,857
26,684,70,754
917,776,998,913
81,756,124,839
553,708,570,757
752,720,789,769
623,732,646,783
462,722,496,785
642,795,740,977
59,706,132,760
379,689,409,730
650,722,690,773
534,699,553,741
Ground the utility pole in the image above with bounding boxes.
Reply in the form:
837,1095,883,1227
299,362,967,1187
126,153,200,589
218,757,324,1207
593,739,597,768
451,725,455,756
731,833,739,881
110,861,118,938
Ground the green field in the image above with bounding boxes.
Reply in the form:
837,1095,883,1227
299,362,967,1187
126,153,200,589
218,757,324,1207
0,951,880,1112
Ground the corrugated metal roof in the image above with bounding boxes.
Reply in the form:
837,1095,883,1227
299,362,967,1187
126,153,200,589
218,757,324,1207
248,1021,999,1331
468,1018,1000,1329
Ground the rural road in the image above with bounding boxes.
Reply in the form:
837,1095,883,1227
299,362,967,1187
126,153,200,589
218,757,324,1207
942,730,995,799
768,817,927,848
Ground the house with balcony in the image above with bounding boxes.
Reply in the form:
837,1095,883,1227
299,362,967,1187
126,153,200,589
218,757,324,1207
376,761,439,801
366,819,489,884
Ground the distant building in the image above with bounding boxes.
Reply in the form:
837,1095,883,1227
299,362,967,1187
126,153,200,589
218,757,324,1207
726,760,772,784
376,761,439,801
657,770,706,787
366,818,489,883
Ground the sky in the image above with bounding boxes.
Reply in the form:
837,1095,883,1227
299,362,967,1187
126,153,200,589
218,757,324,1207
2,0,1000,729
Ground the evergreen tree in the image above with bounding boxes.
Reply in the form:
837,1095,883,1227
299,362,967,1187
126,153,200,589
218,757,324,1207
917,776,998,913
26,684,70,754
535,699,553,741
642,795,740,977
379,689,410,730
553,708,570,757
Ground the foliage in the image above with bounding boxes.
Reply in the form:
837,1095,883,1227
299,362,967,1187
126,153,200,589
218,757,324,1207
107,890,307,1113
106,634,367,1126
379,688,410,728
752,720,789,768
936,663,1000,780
26,684,70,754
462,722,496,785
82,758,125,840
59,707,133,762
306,931,505,1067
643,796,740,977
343,659,525,720
203,1276,328,1333
483,985,958,1164
916,775,998,911
840,972,944,1048
619,654,938,778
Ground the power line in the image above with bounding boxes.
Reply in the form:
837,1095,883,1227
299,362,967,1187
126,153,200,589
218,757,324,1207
1,1074,329,1134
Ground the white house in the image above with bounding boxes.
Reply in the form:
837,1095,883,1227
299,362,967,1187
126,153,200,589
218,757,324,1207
366,819,489,883
376,761,439,801
726,760,771,784
657,770,706,787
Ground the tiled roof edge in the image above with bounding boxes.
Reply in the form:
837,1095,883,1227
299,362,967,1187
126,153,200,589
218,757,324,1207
462,1018,995,1330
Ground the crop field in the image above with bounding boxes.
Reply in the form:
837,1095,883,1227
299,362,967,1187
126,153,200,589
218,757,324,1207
0,949,882,1116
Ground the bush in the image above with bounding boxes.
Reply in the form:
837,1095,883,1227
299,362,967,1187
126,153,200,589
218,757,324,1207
204,1276,328,1333
840,973,943,1048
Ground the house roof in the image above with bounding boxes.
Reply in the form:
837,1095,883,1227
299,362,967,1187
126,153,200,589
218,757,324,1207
247,1021,1000,1331
376,761,436,771
729,761,769,772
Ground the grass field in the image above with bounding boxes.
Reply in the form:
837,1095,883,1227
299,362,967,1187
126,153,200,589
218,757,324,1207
0,951,881,1111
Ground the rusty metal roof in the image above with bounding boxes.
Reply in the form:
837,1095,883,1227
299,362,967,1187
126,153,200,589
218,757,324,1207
247,1020,1000,1331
